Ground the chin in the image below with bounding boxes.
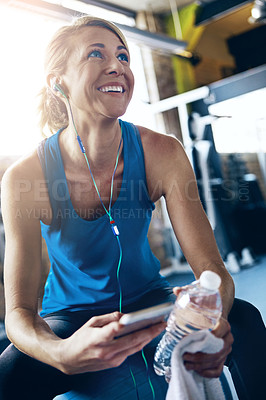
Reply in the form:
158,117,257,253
104,109,128,119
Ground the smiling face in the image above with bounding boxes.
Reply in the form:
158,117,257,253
62,26,134,121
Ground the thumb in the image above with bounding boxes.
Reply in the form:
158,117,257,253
172,286,182,296
86,312,123,328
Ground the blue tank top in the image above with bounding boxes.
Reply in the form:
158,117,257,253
39,119,168,316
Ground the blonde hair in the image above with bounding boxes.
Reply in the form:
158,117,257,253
38,16,129,135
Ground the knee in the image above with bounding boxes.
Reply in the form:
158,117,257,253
0,345,20,399
0,344,45,399
228,298,265,331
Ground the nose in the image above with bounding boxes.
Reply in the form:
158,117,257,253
105,56,125,76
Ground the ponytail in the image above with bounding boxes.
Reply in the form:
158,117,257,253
38,86,68,135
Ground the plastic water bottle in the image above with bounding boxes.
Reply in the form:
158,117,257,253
153,270,222,382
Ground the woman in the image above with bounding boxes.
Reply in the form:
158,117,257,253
0,15,250,399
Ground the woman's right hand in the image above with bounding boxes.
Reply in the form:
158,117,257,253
58,311,166,375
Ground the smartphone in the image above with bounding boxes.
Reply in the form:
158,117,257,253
117,302,174,337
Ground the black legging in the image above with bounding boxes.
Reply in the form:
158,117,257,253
0,297,265,400
225,299,266,400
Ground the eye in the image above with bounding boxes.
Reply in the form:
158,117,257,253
87,50,103,59
117,53,129,63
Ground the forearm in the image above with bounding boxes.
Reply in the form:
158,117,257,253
5,307,64,371
193,260,235,319
217,265,235,319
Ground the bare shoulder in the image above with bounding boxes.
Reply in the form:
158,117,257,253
1,149,44,193
136,126,192,201
137,125,184,158
1,149,49,223
136,125,191,175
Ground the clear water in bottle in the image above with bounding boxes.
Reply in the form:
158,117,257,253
153,270,222,382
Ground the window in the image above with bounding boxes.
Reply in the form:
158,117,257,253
0,3,153,156
209,87,266,153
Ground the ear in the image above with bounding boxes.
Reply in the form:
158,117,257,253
47,74,58,92
47,75,68,98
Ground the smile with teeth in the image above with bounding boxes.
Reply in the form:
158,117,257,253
98,86,124,93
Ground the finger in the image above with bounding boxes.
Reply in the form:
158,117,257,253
212,317,231,338
183,342,229,362
184,352,227,371
183,351,222,363
190,364,225,379
86,312,122,328
183,334,233,366
182,328,233,365
172,286,181,295
108,341,152,367
98,342,152,369
96,322,167,369
220,330,234,353
113,321,166,352
183,341,232,366
184,352,227,377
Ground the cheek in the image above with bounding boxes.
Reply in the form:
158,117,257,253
128,70,135,96
132,75,135,92
130,70,135,86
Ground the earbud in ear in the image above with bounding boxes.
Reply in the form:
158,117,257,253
53,82,64,95
50,77,66,96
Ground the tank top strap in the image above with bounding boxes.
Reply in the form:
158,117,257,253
37,138,47,174
119,120,154,210
41,129,70,228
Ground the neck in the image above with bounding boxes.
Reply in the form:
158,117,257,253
60,118,122,172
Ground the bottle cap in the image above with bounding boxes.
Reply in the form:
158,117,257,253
200,270,221,290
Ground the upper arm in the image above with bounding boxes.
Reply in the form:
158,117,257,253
1,156,43,316
163,140,222,272
139,127,224,276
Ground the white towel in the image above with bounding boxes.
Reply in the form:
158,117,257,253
166,329,226,400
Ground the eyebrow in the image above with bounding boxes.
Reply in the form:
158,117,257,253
89,43,127,51
90,43,104,48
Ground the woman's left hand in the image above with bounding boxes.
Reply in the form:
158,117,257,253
182,317,234,378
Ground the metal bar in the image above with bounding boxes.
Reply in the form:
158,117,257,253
148,86,210,114
116,23,187,53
